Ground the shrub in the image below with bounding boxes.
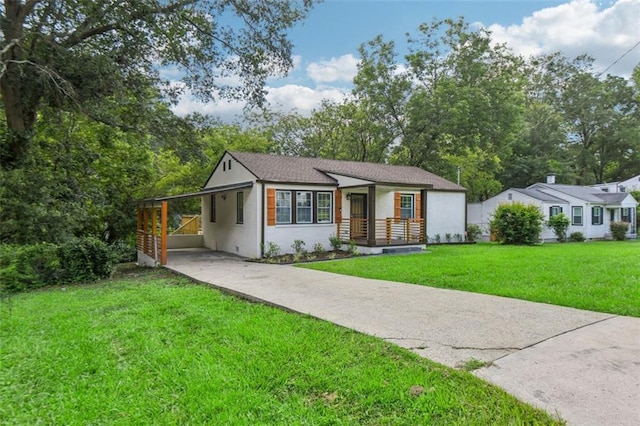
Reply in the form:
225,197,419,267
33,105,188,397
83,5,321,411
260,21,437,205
547,213,570,242
434,234,441,244
610,221,629,241
261,241,281,258
454,233,463,243
328,235,342,252
568,232,585,242
312,243,325,253
110,240,137,263
465,224,482,242
0,237,114,294
445,233,452,243
57,237,114,283
291,239,306,254
347,240,358,255
0,243,59,293
489,202,544,245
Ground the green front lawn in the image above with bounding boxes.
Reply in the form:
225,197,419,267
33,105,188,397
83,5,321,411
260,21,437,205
0,268,559,425
300,241,640,317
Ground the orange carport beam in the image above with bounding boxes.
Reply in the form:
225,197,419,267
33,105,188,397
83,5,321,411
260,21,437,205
161,201,168,265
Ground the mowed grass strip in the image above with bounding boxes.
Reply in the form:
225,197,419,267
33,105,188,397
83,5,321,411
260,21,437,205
301,241,640,317
0,268,559,425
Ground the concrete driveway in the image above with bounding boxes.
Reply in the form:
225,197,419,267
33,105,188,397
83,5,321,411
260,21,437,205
166,249,640,426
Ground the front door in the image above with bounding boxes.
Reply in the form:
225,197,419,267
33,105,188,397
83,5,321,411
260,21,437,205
350,194,367,239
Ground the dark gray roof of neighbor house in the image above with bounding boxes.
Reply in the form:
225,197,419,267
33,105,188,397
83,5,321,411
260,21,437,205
227,151,466,191
596,192,631,204
511,188,567,203
528,183,637,205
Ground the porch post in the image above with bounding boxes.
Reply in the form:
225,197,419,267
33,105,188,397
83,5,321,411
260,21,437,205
421,189,428,240
160,201,168,266
151,207,157,236
367,185,376,246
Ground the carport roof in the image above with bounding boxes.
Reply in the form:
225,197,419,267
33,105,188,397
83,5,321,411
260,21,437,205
137,181,253,205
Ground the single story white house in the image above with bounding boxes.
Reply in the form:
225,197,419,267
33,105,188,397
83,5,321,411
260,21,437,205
136,151,467,264
467,175,638,241
192,151,467,258
591,174,640,193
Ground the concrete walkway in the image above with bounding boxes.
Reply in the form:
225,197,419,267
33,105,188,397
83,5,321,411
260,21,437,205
166,249,640,426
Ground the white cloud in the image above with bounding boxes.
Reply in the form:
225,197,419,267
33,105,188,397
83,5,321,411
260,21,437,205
171,83,349,121
487,0,640,76
171,86,245,122
306,54,360,83
265,84,348,114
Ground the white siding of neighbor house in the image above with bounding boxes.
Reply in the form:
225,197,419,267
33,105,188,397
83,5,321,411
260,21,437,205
263,183,338,255
426,191,466,239
467,188,638,241
531,187,607,240
619,175,640,192
467,190,563,240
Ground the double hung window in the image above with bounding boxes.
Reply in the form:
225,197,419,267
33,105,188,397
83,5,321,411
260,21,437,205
276,191,292,224
571,206,582,225
400,194,414,219
592,206,603,225
296,191,313,223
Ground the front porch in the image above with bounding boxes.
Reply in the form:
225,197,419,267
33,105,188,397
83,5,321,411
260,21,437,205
337,218,425,246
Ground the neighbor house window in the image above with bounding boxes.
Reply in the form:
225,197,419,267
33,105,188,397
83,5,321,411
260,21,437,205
621,208,632,223
571,206,582,226
317,192,332,223
276,191,292,224
549,205,562,217
400,194,414,219
236,192,244,224
210,195,216,222
296,191,313,223
591,206,603,225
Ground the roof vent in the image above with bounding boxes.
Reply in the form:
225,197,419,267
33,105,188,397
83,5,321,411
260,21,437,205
546,174,556,184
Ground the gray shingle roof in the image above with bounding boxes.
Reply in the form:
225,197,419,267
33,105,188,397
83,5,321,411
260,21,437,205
596,192,631,204
511,188,567,203
529,183,633,204
228,152,466,191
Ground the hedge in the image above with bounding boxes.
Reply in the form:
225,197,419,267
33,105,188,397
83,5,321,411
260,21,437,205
0,237,117,294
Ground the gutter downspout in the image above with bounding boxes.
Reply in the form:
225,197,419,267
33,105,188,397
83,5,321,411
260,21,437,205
261,181,265,259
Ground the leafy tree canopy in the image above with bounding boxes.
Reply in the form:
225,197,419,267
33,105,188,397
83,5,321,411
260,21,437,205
0,0,315,168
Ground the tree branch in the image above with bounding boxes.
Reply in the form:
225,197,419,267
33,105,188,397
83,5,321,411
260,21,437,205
60,0,197,48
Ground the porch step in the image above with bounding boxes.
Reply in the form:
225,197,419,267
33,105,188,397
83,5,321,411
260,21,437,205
382,246,424,255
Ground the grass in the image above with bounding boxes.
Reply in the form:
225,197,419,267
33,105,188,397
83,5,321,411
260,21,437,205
300,241,640,317
0,267,560,425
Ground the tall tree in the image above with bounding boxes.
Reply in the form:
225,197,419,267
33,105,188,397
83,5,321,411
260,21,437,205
400,18,526,200
0,0,315,169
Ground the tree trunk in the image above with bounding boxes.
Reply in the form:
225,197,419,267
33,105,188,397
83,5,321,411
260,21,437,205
1,0,38,169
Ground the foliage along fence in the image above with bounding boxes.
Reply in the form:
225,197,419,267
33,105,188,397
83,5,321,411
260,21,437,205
0,238,115,294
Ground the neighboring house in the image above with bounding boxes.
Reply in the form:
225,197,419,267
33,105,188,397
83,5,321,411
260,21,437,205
591,174,640,193
467,175,638,241
197,151,467,258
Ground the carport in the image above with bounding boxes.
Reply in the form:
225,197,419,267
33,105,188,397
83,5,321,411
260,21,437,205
135,182,252,266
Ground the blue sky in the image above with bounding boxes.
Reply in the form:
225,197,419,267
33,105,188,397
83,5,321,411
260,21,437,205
173,0,640,121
